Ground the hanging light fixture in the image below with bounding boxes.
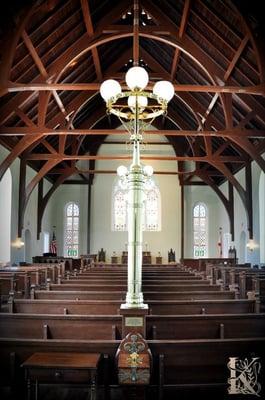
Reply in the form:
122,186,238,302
100,66,174,122
99,0,175,310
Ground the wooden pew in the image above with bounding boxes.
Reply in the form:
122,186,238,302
181,258,236,273
47,283,221,292
0,275,18,296
65,276,203,282
0,264,62,298
207,265,265,297
251,278,265,312
0,337,264,398
146,313,265,339
31,289,235,301
150,337,265,397
7,298,257,315
1,313,264,341
0,313,122,340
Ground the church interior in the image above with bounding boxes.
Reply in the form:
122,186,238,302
0,0,265,399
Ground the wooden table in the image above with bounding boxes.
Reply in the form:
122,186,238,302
21,352,102,400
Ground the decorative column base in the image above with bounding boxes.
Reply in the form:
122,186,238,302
119,306,149,338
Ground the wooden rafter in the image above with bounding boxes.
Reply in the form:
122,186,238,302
1,127,264,138
80,0,102,81
170,0,190,80
1,82,264,95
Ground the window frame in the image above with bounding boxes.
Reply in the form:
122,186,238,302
64,202,79,257
193,202,208,258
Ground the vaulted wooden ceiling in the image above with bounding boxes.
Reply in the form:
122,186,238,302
0,1,264,210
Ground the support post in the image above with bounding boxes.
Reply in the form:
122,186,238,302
87,181,92,254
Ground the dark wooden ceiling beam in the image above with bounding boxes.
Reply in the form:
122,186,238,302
1,15,264,128
48,168,197,175
229,136,265,173
224,35,250,81
80,0,102,81
2,82,264,95
170,0,190,80
1,127,264,137
22,29,68,123
37,166,76,237
229,1,265,82
19,159,60,234
0,3,35,87
21,30,48,79
15,107,36,127
201,34,250,128
140,0,265,124
25,153,244,162
133,0,139,65
102,24,173,35
0,133,45,181
41,139,57,154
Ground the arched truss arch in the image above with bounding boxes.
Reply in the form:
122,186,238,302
1,29,262,177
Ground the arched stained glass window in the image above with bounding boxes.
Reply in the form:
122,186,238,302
193,203,207,258
113,189,127,231
65,202,79,257
144,187,161,231
112,181,161,232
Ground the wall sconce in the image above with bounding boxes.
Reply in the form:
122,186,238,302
246,239,258,252
11,237,25,249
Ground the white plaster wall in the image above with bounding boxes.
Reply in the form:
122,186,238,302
259,172,265,263
0,145,53,264
0,168,11,263
218,160,263,265
1,141,264,266
90,135,181,262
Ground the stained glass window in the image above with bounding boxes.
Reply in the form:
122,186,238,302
112,181,161,231
193,203,207,258
144,187,161,231
113,189,127,231
65,202,79,257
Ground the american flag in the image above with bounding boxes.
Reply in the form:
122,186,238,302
50,231,57,254
218,227,223,257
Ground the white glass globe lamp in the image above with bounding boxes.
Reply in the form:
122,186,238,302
100,79,121,102
128,95,148,109
153,80,175,102
117,165,128,177
143,165,153,176
125,66,149,91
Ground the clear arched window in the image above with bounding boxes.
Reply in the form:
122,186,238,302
193,203,207,258
65,202,79,257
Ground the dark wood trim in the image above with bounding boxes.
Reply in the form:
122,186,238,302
37,179,43,240
228,182,234,241
245,163,253,238
87,182,92,254
18,159,26,237
181,184,184,259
